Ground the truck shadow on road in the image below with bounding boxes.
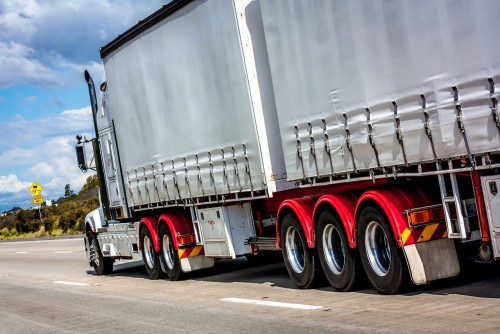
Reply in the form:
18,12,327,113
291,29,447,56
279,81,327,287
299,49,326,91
404,261,500,299
91,255,500,299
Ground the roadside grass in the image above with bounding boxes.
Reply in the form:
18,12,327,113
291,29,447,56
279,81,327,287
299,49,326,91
0,176,99,241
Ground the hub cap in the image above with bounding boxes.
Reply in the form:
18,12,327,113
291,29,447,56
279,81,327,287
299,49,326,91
365,220,391,276
89,238,99,266
143,235,155,269
322,224,345,275
285,225,305,273
162,234,175,270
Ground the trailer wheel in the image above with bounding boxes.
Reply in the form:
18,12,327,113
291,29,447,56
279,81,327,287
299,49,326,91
281,214,316,289
159,224,182,281
87,233,113,276
358,207,403,294
140,227,161,280
317,211,356,291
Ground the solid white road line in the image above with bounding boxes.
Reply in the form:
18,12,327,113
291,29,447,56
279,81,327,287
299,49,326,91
53,281,89,286
221,298,322,310
0,238,82,245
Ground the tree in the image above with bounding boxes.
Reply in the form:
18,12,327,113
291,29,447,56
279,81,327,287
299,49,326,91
64,184,74,197
79,175,99,195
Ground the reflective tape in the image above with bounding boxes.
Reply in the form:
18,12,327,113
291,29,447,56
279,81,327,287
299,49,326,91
401,223,448,246
178,245,205,259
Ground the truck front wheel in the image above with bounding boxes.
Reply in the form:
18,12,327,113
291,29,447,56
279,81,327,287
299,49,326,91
358,207,403,294
87,233,113,276
159,224,182,281
140,227,162,280
317,211,356,291
281,214,316,289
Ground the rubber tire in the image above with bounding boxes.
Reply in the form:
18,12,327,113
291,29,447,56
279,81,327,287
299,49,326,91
317,211,356,291
358,207,403,295
141,227,162,280
159,224,182,281
280,214,316,289
88,233,113,276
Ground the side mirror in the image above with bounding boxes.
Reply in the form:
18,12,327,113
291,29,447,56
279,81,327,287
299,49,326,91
75,143,88,172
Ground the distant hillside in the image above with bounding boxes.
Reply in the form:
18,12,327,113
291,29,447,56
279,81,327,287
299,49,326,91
0,175,99,240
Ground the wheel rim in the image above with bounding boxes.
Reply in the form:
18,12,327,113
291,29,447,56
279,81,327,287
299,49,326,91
90,238,99,266
322,224,345,275
365,220,391,276
285,225,305,273
143,235,155,269
162,233,175,270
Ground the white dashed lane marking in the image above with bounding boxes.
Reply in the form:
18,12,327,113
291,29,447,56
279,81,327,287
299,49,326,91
221,298,322,310
14,251,73,254
53,281,90,286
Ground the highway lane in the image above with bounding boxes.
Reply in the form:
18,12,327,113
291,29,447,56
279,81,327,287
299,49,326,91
0,238,499,333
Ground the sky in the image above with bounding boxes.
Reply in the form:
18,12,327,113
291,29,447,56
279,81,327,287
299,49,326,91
0,0,165,212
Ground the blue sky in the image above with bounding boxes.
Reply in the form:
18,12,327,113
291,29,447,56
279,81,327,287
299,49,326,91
0,0,165,212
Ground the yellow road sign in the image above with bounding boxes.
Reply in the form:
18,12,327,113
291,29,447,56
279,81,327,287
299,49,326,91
32,195,44,205
30,182,43,195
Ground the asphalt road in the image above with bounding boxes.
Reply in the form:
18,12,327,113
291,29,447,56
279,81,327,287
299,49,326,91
0,238,499,333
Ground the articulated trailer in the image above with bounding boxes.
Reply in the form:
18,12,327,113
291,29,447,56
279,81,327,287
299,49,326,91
77,0,500,294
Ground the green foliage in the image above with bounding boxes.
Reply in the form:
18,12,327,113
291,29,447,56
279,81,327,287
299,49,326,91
64,184,74,197
79,175,98,195
0,175,100,240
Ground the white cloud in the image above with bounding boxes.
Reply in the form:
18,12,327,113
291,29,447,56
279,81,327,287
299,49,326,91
0,0,39,43
0,191,33,210
0,107,92,160
0,135,81,167
0,41,61,87
29,162,54,177
0,0,164,88
61,106,91,120
0,40,104,88
0,136,92,208
0,105,94,207
0,174,31,194
42,155,89,193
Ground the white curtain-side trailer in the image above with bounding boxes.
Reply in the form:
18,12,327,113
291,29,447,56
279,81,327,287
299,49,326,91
76,0,500,294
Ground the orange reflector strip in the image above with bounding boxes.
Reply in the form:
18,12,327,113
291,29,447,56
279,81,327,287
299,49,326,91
178,233,196,245
408,207,444,226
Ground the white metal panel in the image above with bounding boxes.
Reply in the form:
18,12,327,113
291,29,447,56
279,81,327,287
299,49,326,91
197,204,255,258
99,130,127,213
234,0,289,193
481,175,500,259
260,0,500,181
107,181,120,206
198,207,233,258
101,134,116,179
223,203,255,256
96,82,113,134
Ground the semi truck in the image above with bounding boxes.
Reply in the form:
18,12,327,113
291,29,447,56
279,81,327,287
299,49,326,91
76,0,500,294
